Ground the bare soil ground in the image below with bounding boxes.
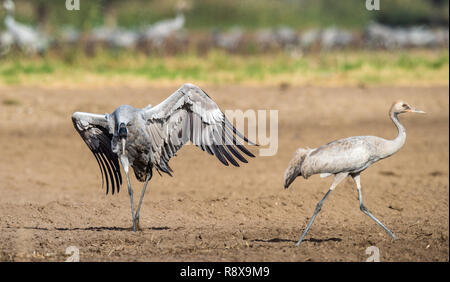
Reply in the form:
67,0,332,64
0,84,448,261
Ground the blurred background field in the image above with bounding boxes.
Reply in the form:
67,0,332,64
3,0,449,30
0,0,449,86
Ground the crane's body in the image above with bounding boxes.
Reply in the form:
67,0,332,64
107,105,152,182
288,134,402,182
3,0,48,54
72,84,256,231
284,101,425,245
141,5,186,47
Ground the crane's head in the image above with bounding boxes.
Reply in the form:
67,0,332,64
3,0,14,13
390,100,425,115
176,0,192,12
110,105,137,156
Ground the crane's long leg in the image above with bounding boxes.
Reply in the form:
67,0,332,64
134,173,151,231
120,156,136,232
352,174,398,240
296,172,348,246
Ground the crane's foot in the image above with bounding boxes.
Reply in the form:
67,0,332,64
128,218,142,231
135,217,141,231
128,226,141,232
127,218,137,232
295,231,308,246
360,204,398,240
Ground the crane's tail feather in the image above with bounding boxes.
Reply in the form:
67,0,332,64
284,148,310,189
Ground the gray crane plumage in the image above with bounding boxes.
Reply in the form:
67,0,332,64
3,0,49,55
284,100,425,245
72,83,256,231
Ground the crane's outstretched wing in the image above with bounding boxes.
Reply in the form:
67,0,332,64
72,112,122,194
144,83,256,175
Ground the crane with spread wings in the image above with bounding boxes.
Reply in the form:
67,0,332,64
72,83,256,231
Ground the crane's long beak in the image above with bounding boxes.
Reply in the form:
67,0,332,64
410,108,426,114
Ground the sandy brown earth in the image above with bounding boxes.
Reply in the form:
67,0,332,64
0,84,448,261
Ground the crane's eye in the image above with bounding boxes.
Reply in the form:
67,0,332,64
402,103,408,108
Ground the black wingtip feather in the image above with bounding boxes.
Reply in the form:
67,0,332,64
236,144,256,158
97,153,110,195
224,119,258,146
92,153,105,189
226,145,248,163
217,145,239,167
100,151,116,195
210,145,229,166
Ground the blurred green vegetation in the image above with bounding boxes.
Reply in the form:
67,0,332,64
0,48,448,86
1,1,448,86
2,0,449,31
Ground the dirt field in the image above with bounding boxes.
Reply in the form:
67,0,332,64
0,84,448,261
